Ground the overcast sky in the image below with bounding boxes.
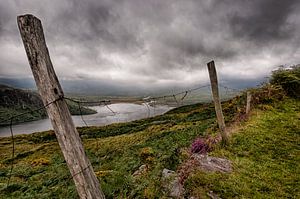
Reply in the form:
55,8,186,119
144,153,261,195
0,0,299,90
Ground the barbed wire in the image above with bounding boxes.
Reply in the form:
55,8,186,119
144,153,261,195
0,84,243,129
77,101,88,127
68,164,92,180
63,97,111,105
143,102,151,118
2,83,244,187
7,118,14,186
181,91,188,101
219,84,243,93
5,96,64,187
144,84,210,101
103,101,117,115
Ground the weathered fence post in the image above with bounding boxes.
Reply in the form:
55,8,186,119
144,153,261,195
246,91,252,115
17,14,105,199
207,61,228,144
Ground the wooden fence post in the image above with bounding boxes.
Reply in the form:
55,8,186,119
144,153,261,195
207,61,228,144
246,91,252,115
17,14,105,199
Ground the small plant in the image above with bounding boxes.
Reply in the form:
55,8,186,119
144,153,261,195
191,138,208,154
190,137,213,154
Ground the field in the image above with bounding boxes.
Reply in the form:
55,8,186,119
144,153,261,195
0,86,299,198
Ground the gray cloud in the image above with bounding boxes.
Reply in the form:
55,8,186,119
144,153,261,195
229,0,298,43
0,0,299,93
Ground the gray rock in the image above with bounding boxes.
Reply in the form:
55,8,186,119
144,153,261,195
192,154,232,173
162,168,184,198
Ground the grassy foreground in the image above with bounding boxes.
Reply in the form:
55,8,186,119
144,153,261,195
0,102,219,198
0,87,299,198
186,98,300,198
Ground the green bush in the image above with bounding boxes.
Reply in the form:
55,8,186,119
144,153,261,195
270,65,300,98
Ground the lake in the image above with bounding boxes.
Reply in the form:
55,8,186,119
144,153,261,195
0,103,173,137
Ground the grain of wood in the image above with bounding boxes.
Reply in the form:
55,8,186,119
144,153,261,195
207,61,228,144
17,14,105,199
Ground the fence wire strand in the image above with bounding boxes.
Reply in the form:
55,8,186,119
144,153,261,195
77,101,88,127
5,96,64,187
1,83,243,187
7,118,14,186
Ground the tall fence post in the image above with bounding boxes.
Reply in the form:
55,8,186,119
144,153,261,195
207,61,228,144
17,14,105,199
246,91,252,115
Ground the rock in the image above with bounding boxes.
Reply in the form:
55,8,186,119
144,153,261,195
132,164,148,177
162,168,184,198
192,154,232,173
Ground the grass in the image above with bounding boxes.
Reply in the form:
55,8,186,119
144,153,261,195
0,101,218,198
0,86,299,198
185,98,300,198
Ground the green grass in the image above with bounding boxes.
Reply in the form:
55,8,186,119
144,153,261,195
0,87,298,198
185,98,300,198
0,101,217,198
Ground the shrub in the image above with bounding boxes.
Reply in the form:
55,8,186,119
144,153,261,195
270,65,300,98
190,138,210,154
250,84,285,106
190,135,219,154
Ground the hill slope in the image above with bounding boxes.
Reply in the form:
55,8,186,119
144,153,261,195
185,98,300,198
0,84,299,198
0,84,96,126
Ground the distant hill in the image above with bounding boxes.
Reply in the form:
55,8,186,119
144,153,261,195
0,77,259,96
0,84,43,108
0,84,96,126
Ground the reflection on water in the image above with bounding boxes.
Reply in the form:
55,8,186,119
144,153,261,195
0,103,173,137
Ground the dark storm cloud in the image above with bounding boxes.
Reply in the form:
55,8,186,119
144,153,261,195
0,0,299,91
229,0,298,43
49,0,143,52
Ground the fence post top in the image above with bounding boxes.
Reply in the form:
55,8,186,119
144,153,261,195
207,60,215,65
17,14,40,21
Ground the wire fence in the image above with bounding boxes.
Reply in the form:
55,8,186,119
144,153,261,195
1,84,243,187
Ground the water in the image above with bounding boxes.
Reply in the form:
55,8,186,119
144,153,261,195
0,103,173,137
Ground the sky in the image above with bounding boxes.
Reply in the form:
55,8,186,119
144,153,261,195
0,0,299,93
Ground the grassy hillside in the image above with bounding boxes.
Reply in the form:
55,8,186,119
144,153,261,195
185,98,300,198
0,102,217,198
0,85,96,126
0,81,299,198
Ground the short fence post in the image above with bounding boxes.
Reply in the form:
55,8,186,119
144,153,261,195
246,91,252,115
207,61,228,144
17,14,105,199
